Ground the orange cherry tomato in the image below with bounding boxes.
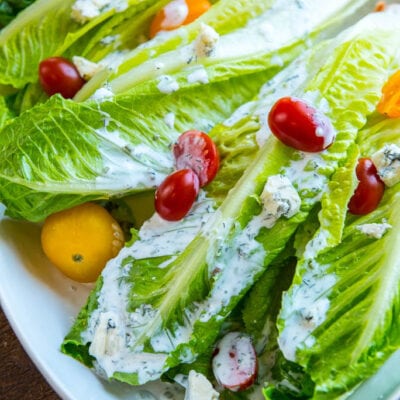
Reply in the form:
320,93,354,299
377,69,400,118
41,203,124,283
149,0,211,38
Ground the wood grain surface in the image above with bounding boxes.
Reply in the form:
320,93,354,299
0,307,60,400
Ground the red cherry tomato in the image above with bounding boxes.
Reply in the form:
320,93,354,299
348,158,385,215
268,96,335,153
155,169,199,221
150,0,211,38
212,332,258,392
173,130,220,187
39,57,85,98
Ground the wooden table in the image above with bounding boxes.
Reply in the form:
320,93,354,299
0,307,60,400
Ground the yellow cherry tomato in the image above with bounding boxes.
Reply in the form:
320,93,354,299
149,0,211,38
41,202,124,283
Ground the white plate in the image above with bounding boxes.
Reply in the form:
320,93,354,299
0,204,183,400
0,203,399,400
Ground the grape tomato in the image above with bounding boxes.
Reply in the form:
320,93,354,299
39,57,85,98
268,96,335,153
348,158,385,215
155,169,200,221
212,332,258,392
173,130,220,187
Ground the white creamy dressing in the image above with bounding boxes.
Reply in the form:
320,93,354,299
99,49,130,71
71,0,128,24
135,191,215,258
278,259,336,361
93,122,173,190
197,212,270,323
90,85,114,101
136,204,272,360
213,0,350,62
275,119,337,362
282,152,329,199
81,193,216,381
163,112,176,129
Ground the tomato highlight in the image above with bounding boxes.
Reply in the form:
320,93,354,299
150,0,211,38
155,169,199,221
173,130,220,187
39,57,85,98
268,96,335,153
348,158,385,215
212,332,258,392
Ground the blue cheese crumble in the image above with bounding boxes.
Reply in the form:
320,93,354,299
371,143,400,187
194,23,219,59
356,222,392,239
184,371,219,400
72,56,104,80
260,175,301,228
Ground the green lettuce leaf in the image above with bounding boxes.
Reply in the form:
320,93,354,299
0,96,13,129
0,69,271,222
278,183,400,399
77,0,378,101
277,83,400,399
0,0,172,94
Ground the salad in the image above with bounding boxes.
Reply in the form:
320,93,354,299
1,0,400,399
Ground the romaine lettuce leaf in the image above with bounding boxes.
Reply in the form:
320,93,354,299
77,0,378,100
278,182,400,399
0,69,272,222
0,96,13,129
277,84,400,399
61,11,400,387
0,0,172,94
